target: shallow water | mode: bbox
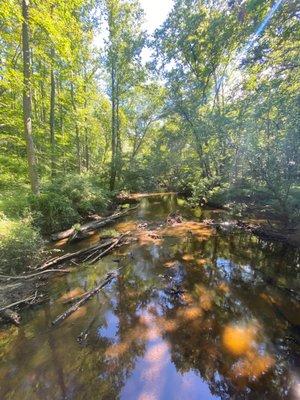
[0,194,300,400]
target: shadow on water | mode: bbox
[0,194,300,399]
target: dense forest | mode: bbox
[0,1,300,399]
[0,0,299,266]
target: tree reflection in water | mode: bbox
[0,194,299,399]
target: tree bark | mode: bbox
[50,49,56,177]
[70,81,81,173]
[22,0,39,195]
[110,63,117,190]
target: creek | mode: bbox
[0,193,299,399]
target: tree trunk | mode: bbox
[50,48,55,177]
[83,80,90,172]
[85,130,89,171]
[110,64,116,191]
[116,91,121,182]
[39,61,46,123]
[22,0,39,195]
[75,125,81,173]
[70,81,81,174]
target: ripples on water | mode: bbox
[0,194,299,399]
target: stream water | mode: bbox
[0,194,299,400]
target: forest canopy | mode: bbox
[0,0,299,235]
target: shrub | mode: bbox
[30,174,112,234]
[30,191,79,234]
[0,217,44,273]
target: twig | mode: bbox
[0,269,71,281]
[0,294,37,312]
[88,239,119,264]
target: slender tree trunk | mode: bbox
[110,64,116,191]
[22,0,39,195]
[75,125,81,173]
[50,49,56,178]
[83,79,90,172]
[115,92,121,182]
[70,81,81,174]
[39,61,46,123]
[58,77,63,132]
[85,130,89,171]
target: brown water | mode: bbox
[0,194,300,400]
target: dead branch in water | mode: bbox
[50,205,139,242]
[37,238,115,271]
[0,269,71,281]
[0,292,38,312]
[88,238,119,264]
[38,233,130,271]
[52,271,118,326]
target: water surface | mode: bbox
[0,194,299,399]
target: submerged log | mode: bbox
[50,205,139,242]
[52,271,118,326]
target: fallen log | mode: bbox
[38,234,129,271]
[37,238,115,271]
[52,271,118,326]
[50,205,139,242]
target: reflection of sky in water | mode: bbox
[216,258,234,279]
[97,310,118,340]
[121,338,220,400]
[217,258,255,283]
[0,194,299,400]
[150,244,161,259]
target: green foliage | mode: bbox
[30,174,112,233]
[0,217,44,273]
[0,187,31,219]
[1,0,299,226]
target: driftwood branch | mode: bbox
[52,271,118,326]
[50,205,138,242]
